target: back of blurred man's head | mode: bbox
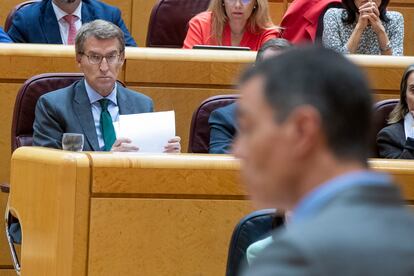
[234,46,373,209]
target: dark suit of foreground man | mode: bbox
[234,47,414,275]
[33,20,180,152]
[7,0,136,46]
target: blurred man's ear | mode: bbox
[285,105,323,159]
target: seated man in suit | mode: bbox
[208,38,292,153]
[0,27,12,43]
[7,0,136,46]
[235,47,414,275]
[33,19,180,152]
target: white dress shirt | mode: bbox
[404,112,414,139]
[51,1,82,45]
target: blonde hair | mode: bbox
[207,0,277,45]
[388,65,414,124]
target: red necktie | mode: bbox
[63,14,77,45]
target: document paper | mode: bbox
[115,111,175,153]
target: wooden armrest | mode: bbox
[0,182,10,193]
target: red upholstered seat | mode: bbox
[11,73,84,151]
[371,99,399,157]
[188,94,239,153]
[4,0,39,32]
[146,0,210,48]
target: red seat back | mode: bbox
[11,73,85,151]
[188,94,239,153]
[146,0,210,48]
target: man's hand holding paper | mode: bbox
[112,111,180,153]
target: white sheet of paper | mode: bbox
[115,111,175,153]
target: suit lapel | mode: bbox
[81,0,96,23]
[41,0,64,44]
[73,80,100,151]
[117,86,135,115]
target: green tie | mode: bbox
[99,99,116,151]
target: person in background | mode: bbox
[7,0,137,46]
[33,20,179,152]
[208,38,292,154]
[377,65,414,158]
[280,0,341,44]
[236,46,414,276]
[322,0,403,55]
[183,0,279,50]
[0,27,12,43]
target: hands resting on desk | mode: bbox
[110,136,181,153]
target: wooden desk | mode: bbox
[369,158,414,205]
[8,147,250,275]
[6,148,414,275]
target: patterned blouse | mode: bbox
[322,8,404,56]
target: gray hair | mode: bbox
[75,19,125,54]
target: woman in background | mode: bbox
[183,0,279,50]
[322,0,404,55]
[377,65,414,158]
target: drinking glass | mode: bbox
[62,133,84,152]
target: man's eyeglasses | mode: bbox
[79,52,123,65]
[224,0,253,5]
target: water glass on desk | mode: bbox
[62,133,84,152]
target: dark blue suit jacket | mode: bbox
[7,0,137,46]
[208,103,237,154]
[0,27,12,43]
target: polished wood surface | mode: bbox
[8,148,251,276]
[0,270,18,276]
[369,159,414,202]
[7,148,414,275]
[8,148,90,276]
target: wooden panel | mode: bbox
[0,0,24,29]
[361,67,405,91]
[8,148,90,276]
[131,0,158,47]
[0,270,18,276]
[89,153,242,195]
[102,0,133,36]
[88,198,251,276]
[268,0,285,25]
[0,46,77,80]
[123,48,253,86]
[0,83,21,184]
[369,159,414,201]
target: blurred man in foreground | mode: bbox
[235,46,414,275]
